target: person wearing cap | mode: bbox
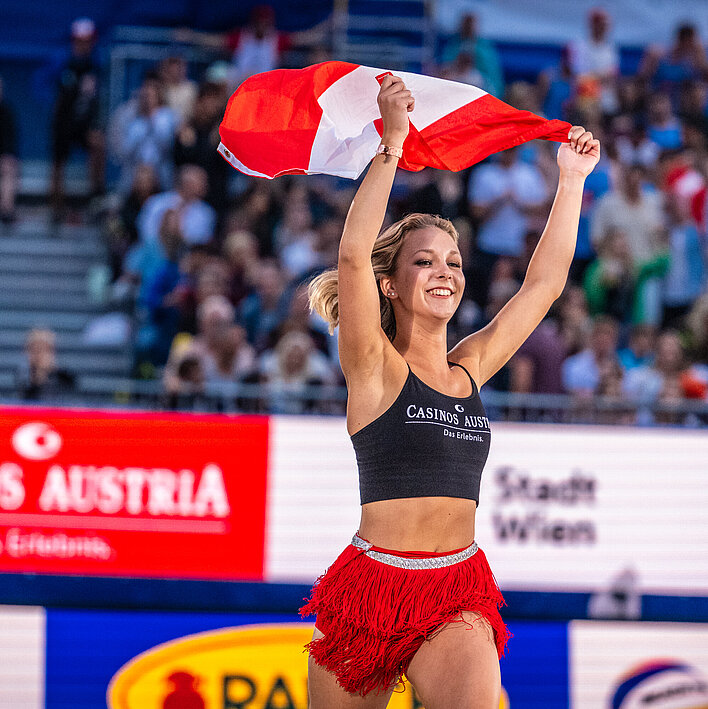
[47,18,105,222]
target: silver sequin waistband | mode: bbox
[351,533,478,569]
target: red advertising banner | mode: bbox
[0,407,268,580]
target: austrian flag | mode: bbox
[218,61,571,180]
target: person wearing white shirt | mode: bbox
[137,164,216,247]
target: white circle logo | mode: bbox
[12,422,63,460]
[454,404,465,413]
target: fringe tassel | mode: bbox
[299,543,511,697]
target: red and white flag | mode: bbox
[218,61,571,180]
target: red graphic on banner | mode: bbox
[0,407,269,580]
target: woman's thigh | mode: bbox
[307,627,397,709]
[405,611,501,709]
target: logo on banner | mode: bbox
[611,660,708,708]
[12,422,63,460]
[107,623,509,708]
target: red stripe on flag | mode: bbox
[219,62,358,178]
[412,93,571,172]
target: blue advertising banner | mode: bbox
[45,609,569,709]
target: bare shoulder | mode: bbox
[345,345,409,436]
[447,334,484,386]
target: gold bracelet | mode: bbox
[375,144,403,159]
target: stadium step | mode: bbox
[1,350,132,377]
[0,311,97,333]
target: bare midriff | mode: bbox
[358,496,476,553]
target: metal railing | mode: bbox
[3,379,707,427]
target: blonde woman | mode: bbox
[300,74,600,708]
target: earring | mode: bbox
[388,291,395,296]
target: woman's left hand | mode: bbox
[557,126,600,178]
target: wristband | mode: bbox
[375,144,403,159]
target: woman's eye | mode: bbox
[415,259,432,266]
[449,262,461,268]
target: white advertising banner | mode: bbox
[0,605,44,709]
[434,0,708,46]
[570,620,708,708]
[267,418,708,596]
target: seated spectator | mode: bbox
[611,114,660,168]
[174,82,230,210]
[442,52,488,91]
[618,324,656,371]
[678,79,708,135]
[583,227,669,324]
[662,192,705,328]
[223,229,260,306]
[159,56,197,125]
[595,360,635,426]
[510,316,569,395]
[557,285,593,356]
[238,259,292,350]
[15,329,75,401]
[683,293,708,364]
[641,23,708,98]
[256,331,336,414]
[118,74,177,192]
[132,208,187,369]
[537,46,574,122]
[441,13,503,97]
[137,164,216,246]
[624,330,688,403]
[647,92,683,150]
[562,316,620,396]
[163,295,255,393]
[0,76,18,223]
[468,146,548,305]
[567,7,619,115]
[44,18,105,221]
[275,200,319,279]
[591,164,664,267]
[106,163,160,282]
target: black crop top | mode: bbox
[351,362,491,505]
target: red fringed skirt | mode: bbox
[299,532,510,697]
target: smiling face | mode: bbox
[382,226,465,325]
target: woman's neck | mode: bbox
[393,321,450,371]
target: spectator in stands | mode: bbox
[238,258,291,350]
[683,293,708,365]
[256,330,336,414]
[640,23,708,98]
[610,114,660,168]
[510,314,569,395]
[624,330,688,403]
[118,74,177,193]
[618,324,656,371]
[662,192,705,328]
[441,13,503,97]
[441,51,488,91]
[591,163,664,267]
[174,82,230,212]
[647,92,684,150]
[132,208,187,368]
[15,328,75,401]
[583,227,669,325]
[562,315,620,396]
[678,79,708,136]
[468,146,548,304]
[223,229,260,307]
[159,56,197,125]
[567,8,620,115]
[137,164,216,247]
[0,76,18,224]
[163,295,255,393]
[537,46,574,122]
[46,18,105,222]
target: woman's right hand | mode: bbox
[377,75,414,145]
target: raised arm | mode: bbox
[337,75,413,376]
[450,126,600,386]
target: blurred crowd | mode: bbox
[5,7,708,422]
